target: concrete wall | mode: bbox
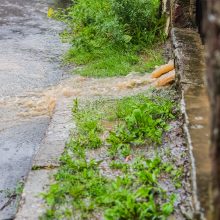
[162,0,199,31]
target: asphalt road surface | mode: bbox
[0,0,69,218]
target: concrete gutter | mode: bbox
[171,28,212,219]
[15,97,75,220]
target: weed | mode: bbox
[109,161,129,172]
[32,165,42,170]
[42,92,179,219]
[101,158,176,220]
[15,182,24,197]
[4,181,24,198]
[111,0,165,45]
[107,94,174,157]
[72,99,103,149]
[42,156,176,219]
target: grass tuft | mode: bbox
[41,92,182,219]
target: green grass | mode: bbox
[52,0,166,77]
[64,46,164,77]
[65,47,139,77]
[133,48,165,73]
[41,92,183,219]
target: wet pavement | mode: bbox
[0,0,70,219]
[0,0,69,97]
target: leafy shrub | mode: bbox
[54,0,165,77]
[107,95,174,157]
[111,0,165,45]
[67,0,164,49]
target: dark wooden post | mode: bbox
[205,0,220,219]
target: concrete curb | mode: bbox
[171,28,212,219]
[15,97,75,219]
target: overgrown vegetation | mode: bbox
[41,92,183,219]
[53,0,166,77]
[106,95,174,157]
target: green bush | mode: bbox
[111,0,164,45]
[57,0,165,77]
[68,0,164,49]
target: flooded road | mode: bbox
[0,0,70,218]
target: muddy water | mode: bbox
[0,74,156,124]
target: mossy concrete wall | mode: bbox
[171,27,212,220]
[168,0,212,219]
